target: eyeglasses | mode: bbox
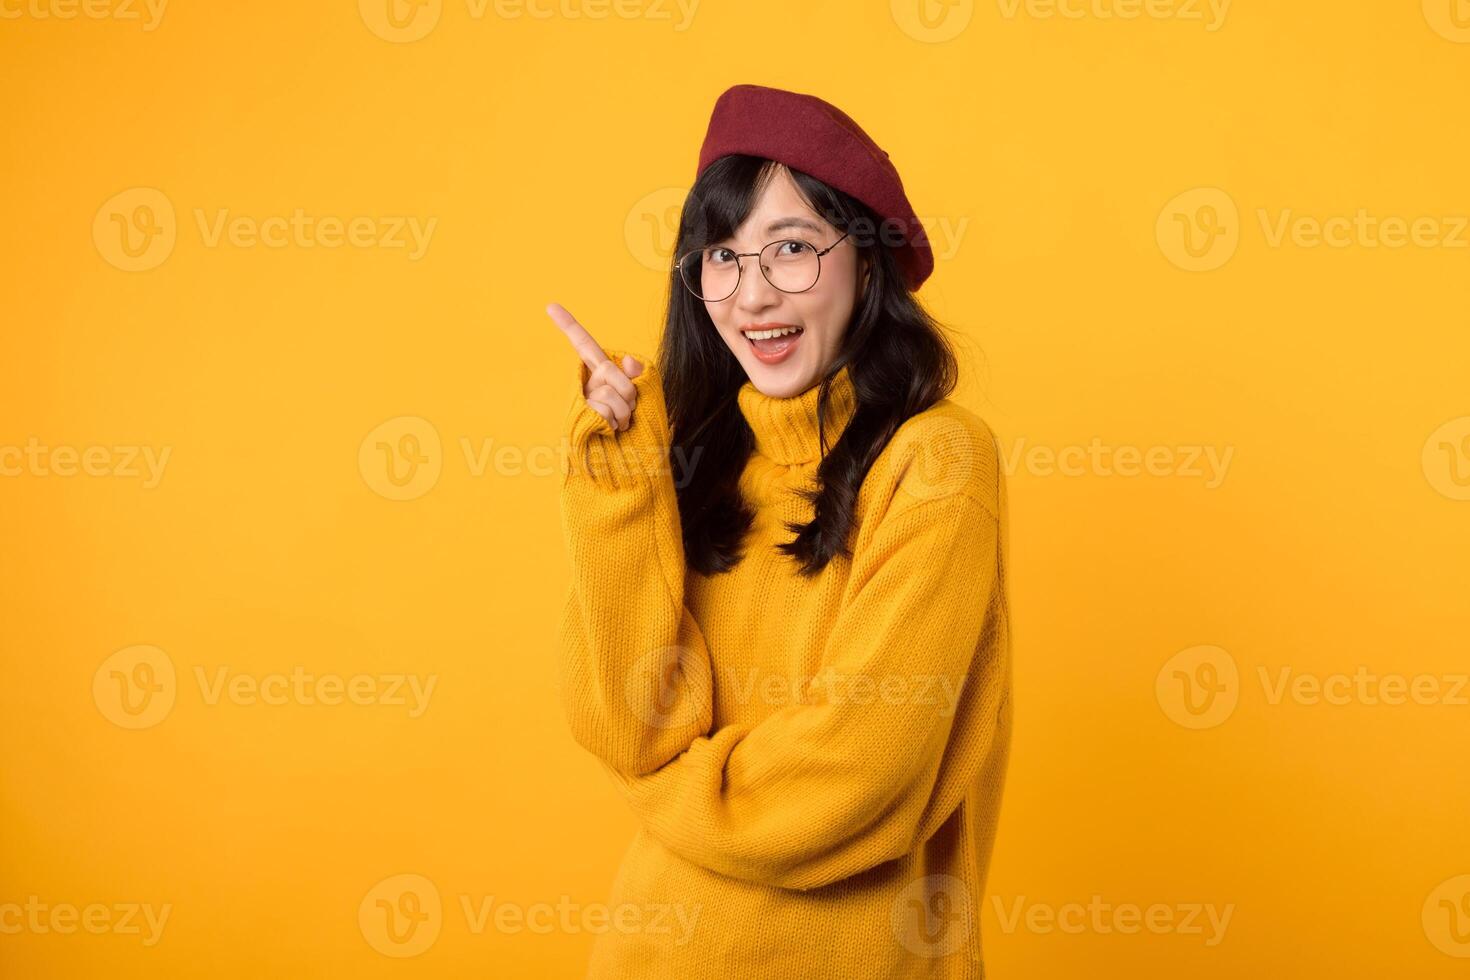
[674,231,850,302]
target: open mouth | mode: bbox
[742,324,804,364]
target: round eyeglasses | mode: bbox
[674,231,850,302]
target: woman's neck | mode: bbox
[736,364,858,466]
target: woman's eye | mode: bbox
[777,240,811,256]
[706,247,735,264]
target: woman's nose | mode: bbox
[733,255,781,310]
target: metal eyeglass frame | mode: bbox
[673,230,851,302]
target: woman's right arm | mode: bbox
[549,304,716,777]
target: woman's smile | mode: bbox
[741,323,804,364]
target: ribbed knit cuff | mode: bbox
[564,347,675,490]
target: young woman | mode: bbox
[547,84,1012,979]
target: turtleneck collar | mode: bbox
[737,363,858,466]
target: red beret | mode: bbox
[694,83,935,291]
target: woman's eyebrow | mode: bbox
[712,216,826,247]
[764,216,825,236]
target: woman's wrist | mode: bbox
[564,350,676,487]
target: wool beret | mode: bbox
[694,83,935,291]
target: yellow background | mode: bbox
[3,0,1469,976]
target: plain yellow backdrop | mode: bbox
[3,0,1469,976]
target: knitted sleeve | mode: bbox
[556,347,715,776]
[602,489,1007,892]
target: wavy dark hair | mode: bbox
[659,154,960,577]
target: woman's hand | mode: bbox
[546,302,644,433]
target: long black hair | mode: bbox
[660,154,960,577]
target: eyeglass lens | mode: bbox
[677,239,823,302]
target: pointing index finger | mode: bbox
[546,303,612,373]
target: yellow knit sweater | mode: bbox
[557,347,1013,979]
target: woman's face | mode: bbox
[701,166,868,398]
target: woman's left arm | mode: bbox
[599,487,1011,892]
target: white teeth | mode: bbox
[744,326,802,340]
